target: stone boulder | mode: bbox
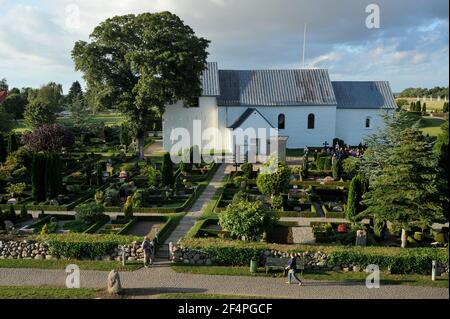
[107,270,122,295]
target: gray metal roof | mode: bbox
[332,81,397,109]
[201,62,221,96]
[215,69,337,106]
[228,108,274,129]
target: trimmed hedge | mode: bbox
[38,233,141,259]
[179,238,448,274]
[82,215,110,234]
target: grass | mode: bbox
[0,259,143,271]
[397,98,447,112]
[171,265,449,288]
[13,113,126,133]
[418,116,446,136]
[156,293,272,299]
[0,286,101,299]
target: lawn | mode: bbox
[13,112,126,133]
[397,98,447,112]
[0,259,143,271]
[0,286,101,299]
[171,265,449,288]
[418,116,446,136]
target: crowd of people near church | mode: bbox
[303,143,366,162]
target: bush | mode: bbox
[240,162,253,179]
[75,202,105,224]
[40,233,140,259]
[219,199,278,240]
[161,152,174,187]
[124,196,133,220]
[256,159,291,196]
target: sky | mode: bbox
[0,0,448,93]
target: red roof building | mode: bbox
[0,91,7,104]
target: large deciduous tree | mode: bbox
[72,12,210,158]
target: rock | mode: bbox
[353,265,361,272]
[332,266,341,272]
[45,255,53,260]
[342,267,350,272]
[107,270,122,295]
[205,259,212,266]
[183,259,190,264]
[193,254,200,261]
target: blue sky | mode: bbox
[0,0,448,93]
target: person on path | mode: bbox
[141,236,153,268]
[285,253,303,285]
[168,241,175,261]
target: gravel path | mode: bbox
[0,265,447,299]
[164,164,228,245]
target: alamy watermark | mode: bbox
[65,264,80,288]
[366,4,381,29]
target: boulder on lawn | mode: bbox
[107,270,122,295]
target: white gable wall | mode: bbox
[218,106,337,150]
[163,97,218,152]
[335,108,392,146]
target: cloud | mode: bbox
[0,0,448,92]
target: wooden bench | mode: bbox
[265,257,305,274]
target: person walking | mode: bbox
[285,253,303,286]
[168,241,175,262]
[141,236,153,268]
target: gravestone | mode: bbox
[355,230,367,246]
[107,270,122,295]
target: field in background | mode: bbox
[13,113,126,133]
[418,116,446,137]
[396,98,447,112]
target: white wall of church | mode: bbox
[335,108,391,146]
[162,97,218,152]
[218,106,337,149]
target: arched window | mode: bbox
[308,114,315,129]
[278,114,285,129]
[365,117,371,128]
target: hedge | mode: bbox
[38,233,141,259]
[82,215,110,234]
[179,238,448,274]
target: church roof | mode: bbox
[332,81,397,109]
[200,62,396,110]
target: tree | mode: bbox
[66,81,83,106]
[7,133,18,153]
[68,96,93,131]
[72,12,210,158]
[8,206,17,225]
[443,102,449,113]
[0,78,8,92]
[0,133,6,163]
[31,153,47,202]
[76,202,105,224]
[359,128,444,248]
[433,120,449,220]
[20,205,28,220]
[161,152,174,188]
[119,123,132,146]
[1,92,27,119]
[5,182,27,199]
[124,196,134,220]
[422,102,427,115]
[346,174,367,221]
[22,124,75,153]
[256,159,291,198]
[24,99,57,128]
[0,208,4,230]
[0,106,15,133]
[27,82,64,113]
[45,154,62,199]
[219,199,278,241]
[332,158,343,180]
[241,162,254,179]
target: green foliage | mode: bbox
[332,158,343,180]
[75,202,105,224]
[360,127,444,229]
[0,133,7,162]
[0,106,15,134]
[40,233,140,259]
[8,206,16,224]
[342,156,360,177]
[373,217,387,239]
[72,11,210,158]
[0,208,4,230]
[433,120,449,220]
[24,99,57,128]
[161,152,175,187]
[45,154,62,199]
[346,174,366,221]
[20,205,28,220]
[270,194,284,211]
[68,96,93,131]
[1,92,27,120]
[5,182,26,199]
[316,154,332,171]
[40,223,49,235]
[7,133,18,153]
[119,123,132,146]
[219,199,278,240]
[124,196,133,220]
[443,102,449,113]
[256,159,291,196]
[146,165,161,188]
[31,153,46,202]
[240,162,253,179]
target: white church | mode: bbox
[163,62,396,157]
